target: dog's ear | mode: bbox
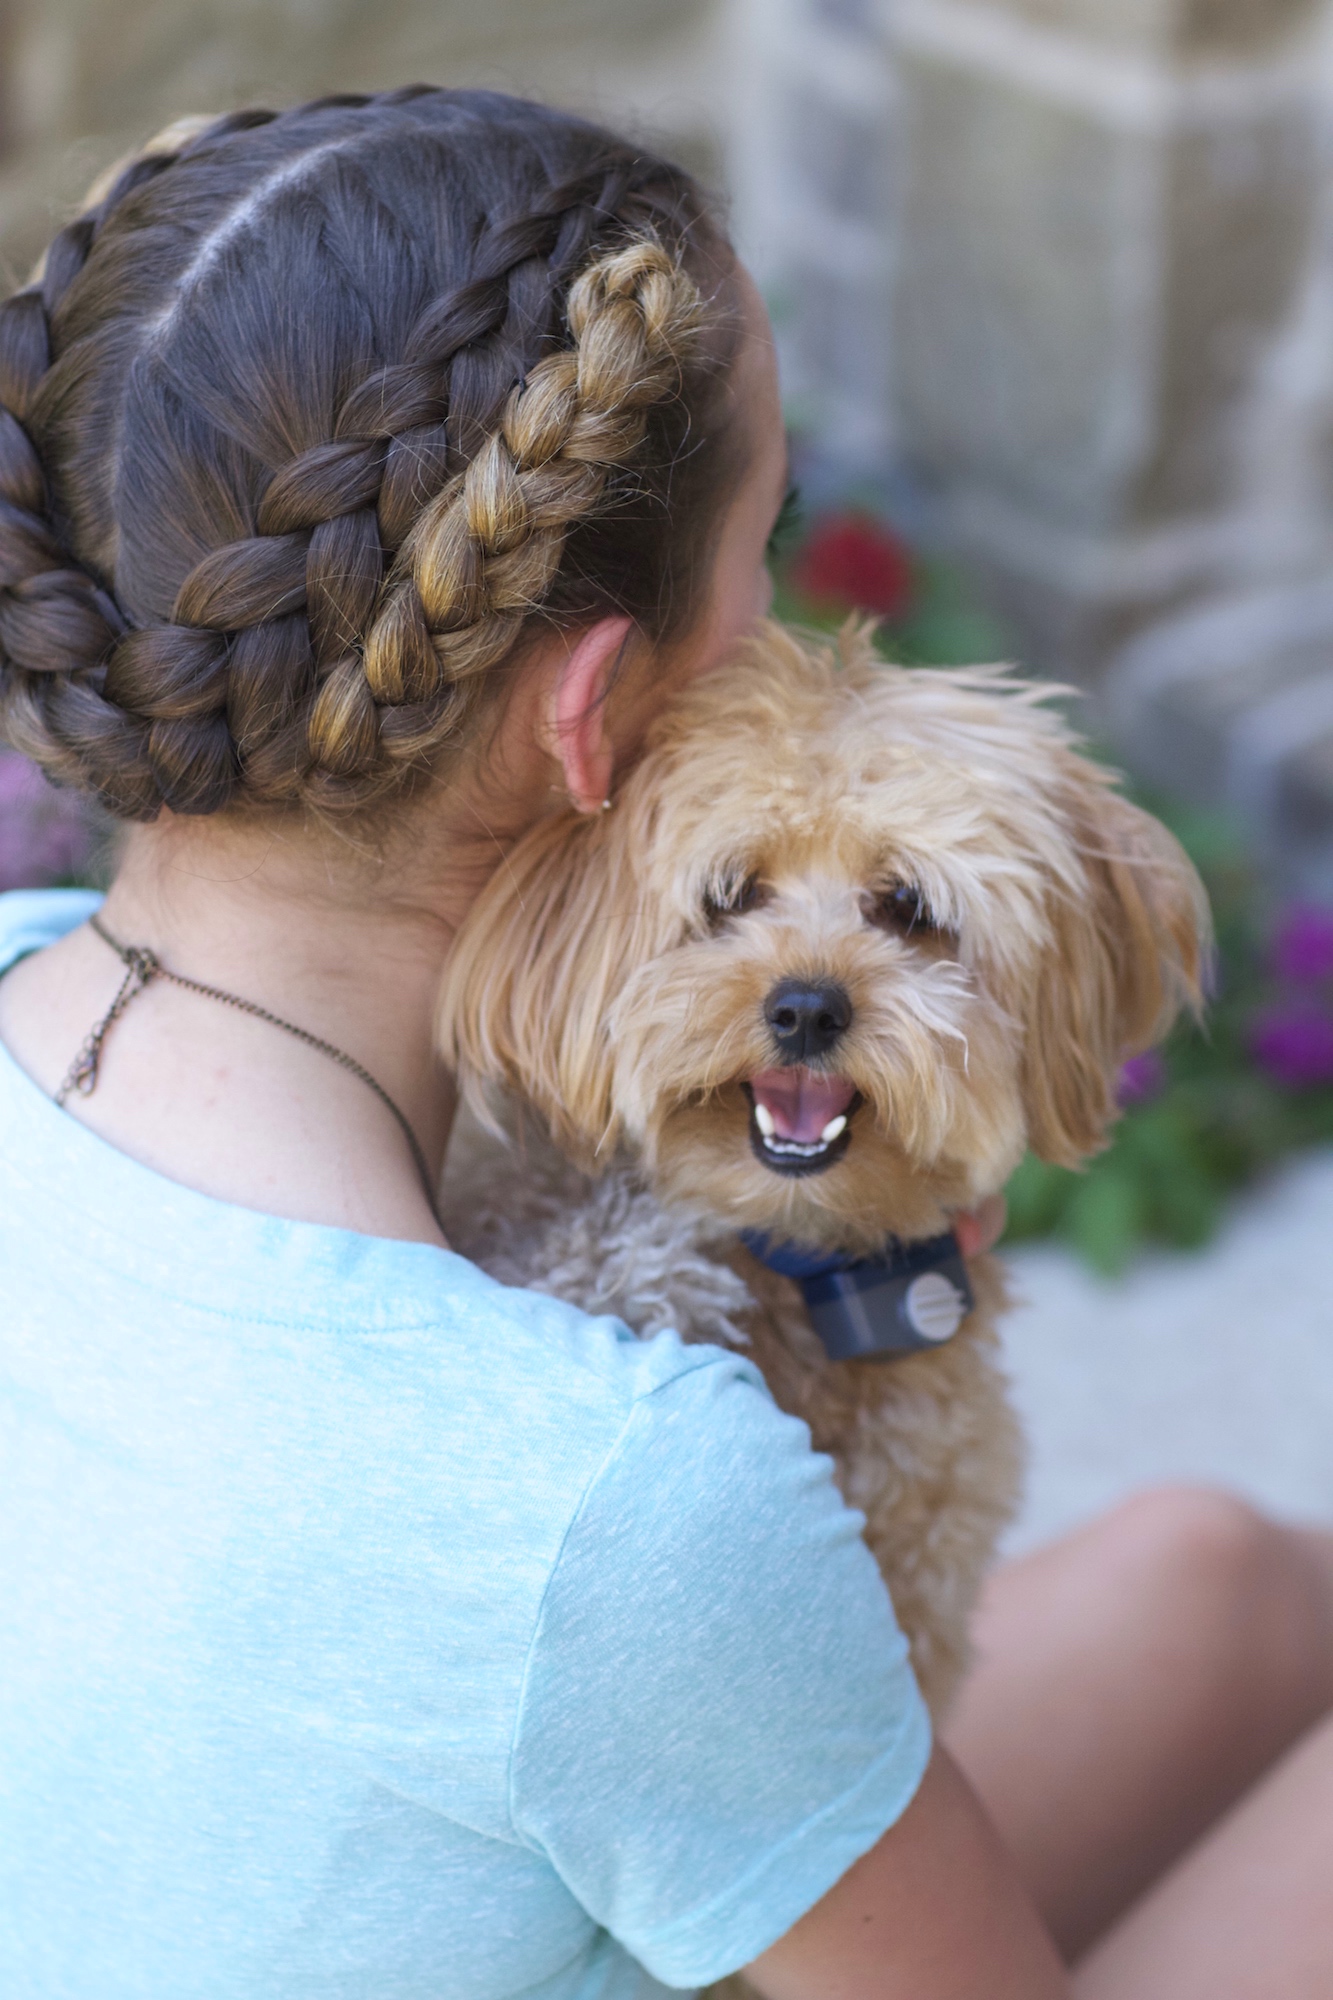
[1020,759,1209,1168]
[438,804,661,1166]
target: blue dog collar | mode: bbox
[739,1229,975,1363]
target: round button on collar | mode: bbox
[904,1271,966,1343]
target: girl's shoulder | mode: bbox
[0,882,751,1419]
[0,884,104,971]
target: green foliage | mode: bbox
[881,560,1014,669]
[772,554,1012,668]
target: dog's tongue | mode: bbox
[749,1068,857,1143]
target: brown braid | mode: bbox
[0,90,740,820]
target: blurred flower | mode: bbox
[1250,1004,1333,1090]
[790,513,915,620]
[1269,903,1333,987]
[1117,1050,1167,1104]
[0,751,91,892]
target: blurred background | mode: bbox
[2,0,1332,1542]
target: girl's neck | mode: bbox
[1,798,518,1245]
[103,812,460,1094]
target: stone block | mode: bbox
[894,59,1151,530]
[1285,730,1333,845]
[779,255,895,455]
[2,0,710,155]
[0,0,723,278]
[1106,581,1333,876]
[812,0,879,29]
[1137,114,1318,520]
[893,45,1319,531]
[965,0,1322,59]
[727,0,899,464]
[936,544,1193,684]
[784,78,894,225]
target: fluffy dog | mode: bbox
[438,619,1208,1721]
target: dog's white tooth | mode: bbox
[819,1115,847,1143]
[754,1102,776,1138]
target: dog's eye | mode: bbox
[702,874,765,930]
[866,880,940,938]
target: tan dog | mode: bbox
[438,619,1208,1719]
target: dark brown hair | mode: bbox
[0,88,741,820]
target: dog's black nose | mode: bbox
[763,979,852,1064]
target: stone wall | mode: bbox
[890,0,1333,673]
[977,0,1320,57]
[0,0,725,282]
[726,0,899,469]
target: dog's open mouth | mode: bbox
[743,1069,861,1177]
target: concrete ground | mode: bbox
[999,1148,1333,1554]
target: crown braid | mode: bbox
[0,90,736,820]
[0,114,273,816]
[339,239,705,791]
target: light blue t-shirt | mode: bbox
[0,889,930,1999]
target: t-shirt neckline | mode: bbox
[0,887,465,1328]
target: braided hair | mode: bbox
[0,88,741,820]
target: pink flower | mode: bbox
[1269,903,1333,987]
[0,751,91,892]
[790,514,915,621]
[1117,1050,1167,1104]
[1250,1005,1333,1090]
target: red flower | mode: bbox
[790,514,915,620]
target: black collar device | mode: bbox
[739,1230,974,1363]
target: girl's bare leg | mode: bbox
[945,1486,1333,1958]
[1072,1703,1333,1998]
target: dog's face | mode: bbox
[441,622,1208,1253]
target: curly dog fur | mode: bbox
[439,620,1208,1731]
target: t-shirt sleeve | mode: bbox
[507,1347,932,1990]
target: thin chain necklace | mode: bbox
[57,913,442,1227]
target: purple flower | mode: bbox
[1117,1050,1167,1104]
[1269,903,1333,987]
[0,751,91,892]
[1250,1004,1333,1090]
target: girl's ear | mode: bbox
[543,615,634,815]
[437,803,656,1167]
[1020,761,1210,1168]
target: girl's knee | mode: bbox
[1100,1485,1276,1604]
[1098,1485,1333,1721]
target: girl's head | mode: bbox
[0,88,771,831]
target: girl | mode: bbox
[1,88,1330,1999]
